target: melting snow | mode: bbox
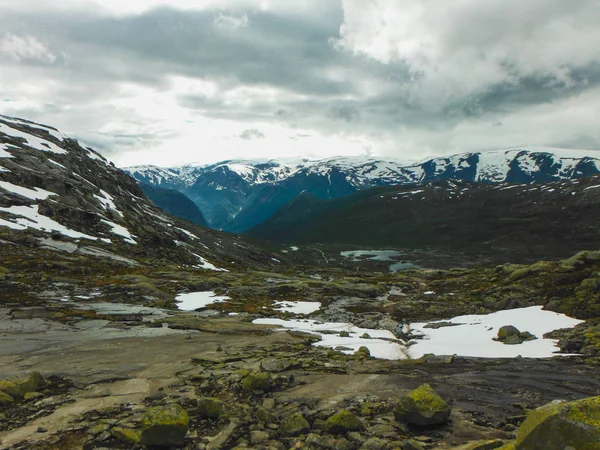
[0,181,57,200]
[175,291,231,311]
[408,306,584,358]
[191,253,228,272]
[0,122,67,154]
[253,318,407,359]
[0,204,110,242]
[0,145,14,158]
[273,301,321,315]
[48,159,66,169]
[100,219,136,244]
[94,190,123,217]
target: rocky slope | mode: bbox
[249,176,600,263]
[0,114,279,271]
[126,149,600,232]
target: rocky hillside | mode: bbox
[249,176,600,263]
[126,149,600,232]
[0,115,279,271]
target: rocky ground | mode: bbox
[2,241,600,449]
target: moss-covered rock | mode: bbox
[497,325,520,340]
[256,406,277,424]
[0,390,15,406]
[140,404,189,447]
[281,412,310,436]
[241,372,272,392]
[354,346,371,359]
[112,427,142,445]
[403,440,426,450]
[196,397,225,419]
[324,409,364,434]
[393,383,451,426]
[452,439,506,450]
[0,372,46,400]
[516,396,600,449]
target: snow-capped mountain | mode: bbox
[126,148,600,232]
[0,115,279,269]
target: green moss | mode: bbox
[0,390,15,405]
[196,397,225,419]
[0,372,45,400]
[516,396,600,450]
[241,372,272,392]
[281,412,310,436]
[324,410,364,434]
[394,383,451,426]
[112,427,141,444]
[141,404,189,447]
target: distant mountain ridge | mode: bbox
[249,176,600,263]
[125,148,600,232]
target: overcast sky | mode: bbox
[1,0,599,167]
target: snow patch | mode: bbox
[175,291,230,311]
[191,253,228,272]
[0,180,57,200]
[253,318,407,360]
[0,204,109,242]
[408,306,583,358]
[100,219,136,244]
[0,122,67,154]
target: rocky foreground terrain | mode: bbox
[2,115,600,449]
[2,241,600,449]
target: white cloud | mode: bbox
[0,33,56,63]
[214,11,249,28]
[335,0,600,110]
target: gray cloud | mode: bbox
[239,128,265,140]
[0,0,599,165]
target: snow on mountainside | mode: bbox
[126,148,600,233]
[0,115,279,269]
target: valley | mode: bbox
[1,115,600,450]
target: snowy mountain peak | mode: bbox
[126,147,600,233]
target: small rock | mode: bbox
[340,330,350,337]
[140,404,190,447]
[112,427,142,445]
[241,372,272,392]
[24,392,44,401]
[250,430,270,445]
[0,391,15,406]
[497,325,520,340]
[403,439,426,450]
[37,427,48,433]
[393,383,451,426]
[280,412,310,437]
[360,333,371,339]
[196,397,225,419]
[354,346,371,358]
[324,410,364,434]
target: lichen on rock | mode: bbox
[140,403,190,447]
[516,396,600,450]
[393,383,451,426]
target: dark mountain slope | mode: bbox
[139,183,208,227]
[0,115,280,270]
[248,177,600,262]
